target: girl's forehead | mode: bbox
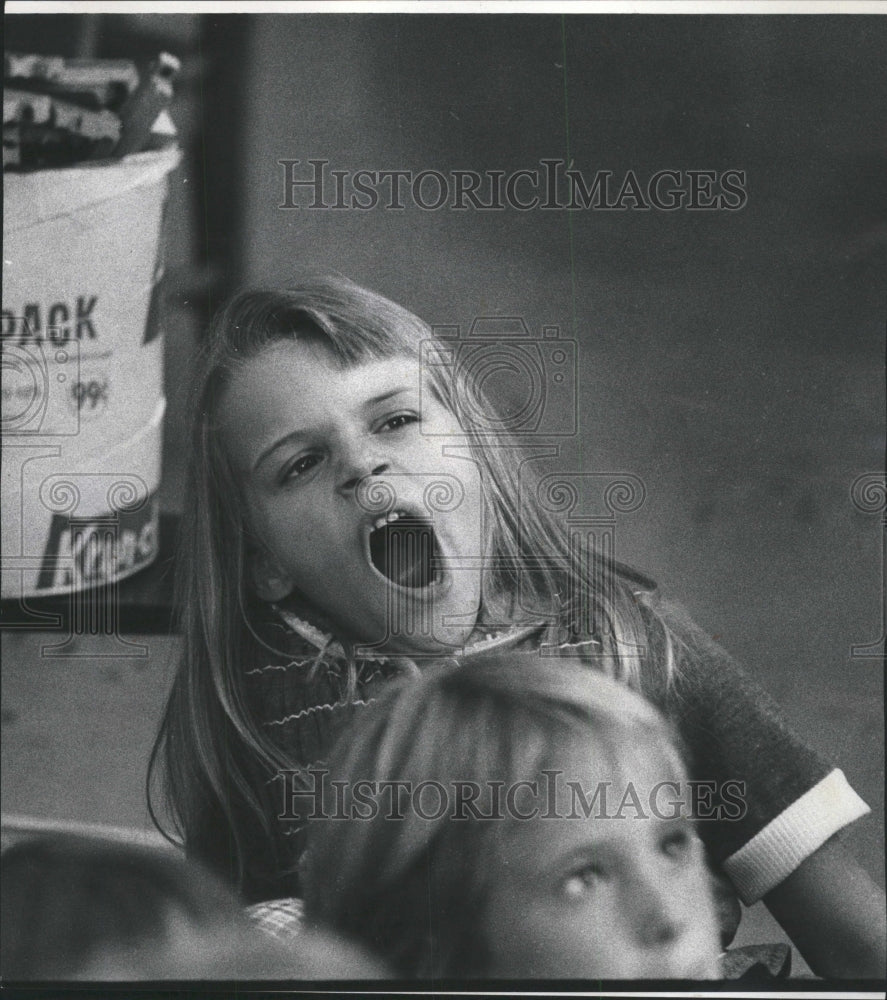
[241,338,426,388]
[223,339,428,415]
[484,736,688,865]
[218,340,429,468]
[548,727,684,787]
[248,337,421,380]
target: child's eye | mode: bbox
[280,453,322,483]
[379,412,419,432]
[659,828,692,860]
[562,863,604,899]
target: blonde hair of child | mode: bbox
[302,653,688,977]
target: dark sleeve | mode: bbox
[652,600,870,902]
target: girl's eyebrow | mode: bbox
[364,387,413,408]
[253,428,313,472]
[252,387,415,472]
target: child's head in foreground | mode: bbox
[302,654,721,979]
[0,835,385,980]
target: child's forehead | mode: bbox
[494,732,689,837]
[240,338,428,391]
[218,340,435,471]
[535,725,687,803]
[223,340,429,418]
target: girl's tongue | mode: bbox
[368,514,439,589]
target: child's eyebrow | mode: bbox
[252,387,415,472]
[253,429,313,472]
[364,388,413,408]
[543,841,609,873]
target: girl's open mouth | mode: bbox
[367,509,443,590]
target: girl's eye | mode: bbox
[280,453,321,482]
[380,412,419,432]
[660,828,692,860]
[562,863,604,899]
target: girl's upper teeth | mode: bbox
[372,509,407,531]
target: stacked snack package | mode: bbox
[2,54,182,602]
[3,52,179,169]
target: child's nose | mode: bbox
[637,906,683,948]
[628,883,688,949]
[338,461,390,496]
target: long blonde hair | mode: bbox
[148,274,676,898]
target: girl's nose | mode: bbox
[637,906,683,948]
[629,883,687,949]
[335,428,392,496]
[338,461,390,496]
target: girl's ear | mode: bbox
[249,549,295,602]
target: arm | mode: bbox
[764,834,886,979]
[646,599,883,975]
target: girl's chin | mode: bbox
[350,618,481,658]
[386,623,480,656]
[344,601,481,657]
[332,565,483,655]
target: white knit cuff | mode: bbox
[723,768,870,905]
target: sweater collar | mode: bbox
[270,603,545,661]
